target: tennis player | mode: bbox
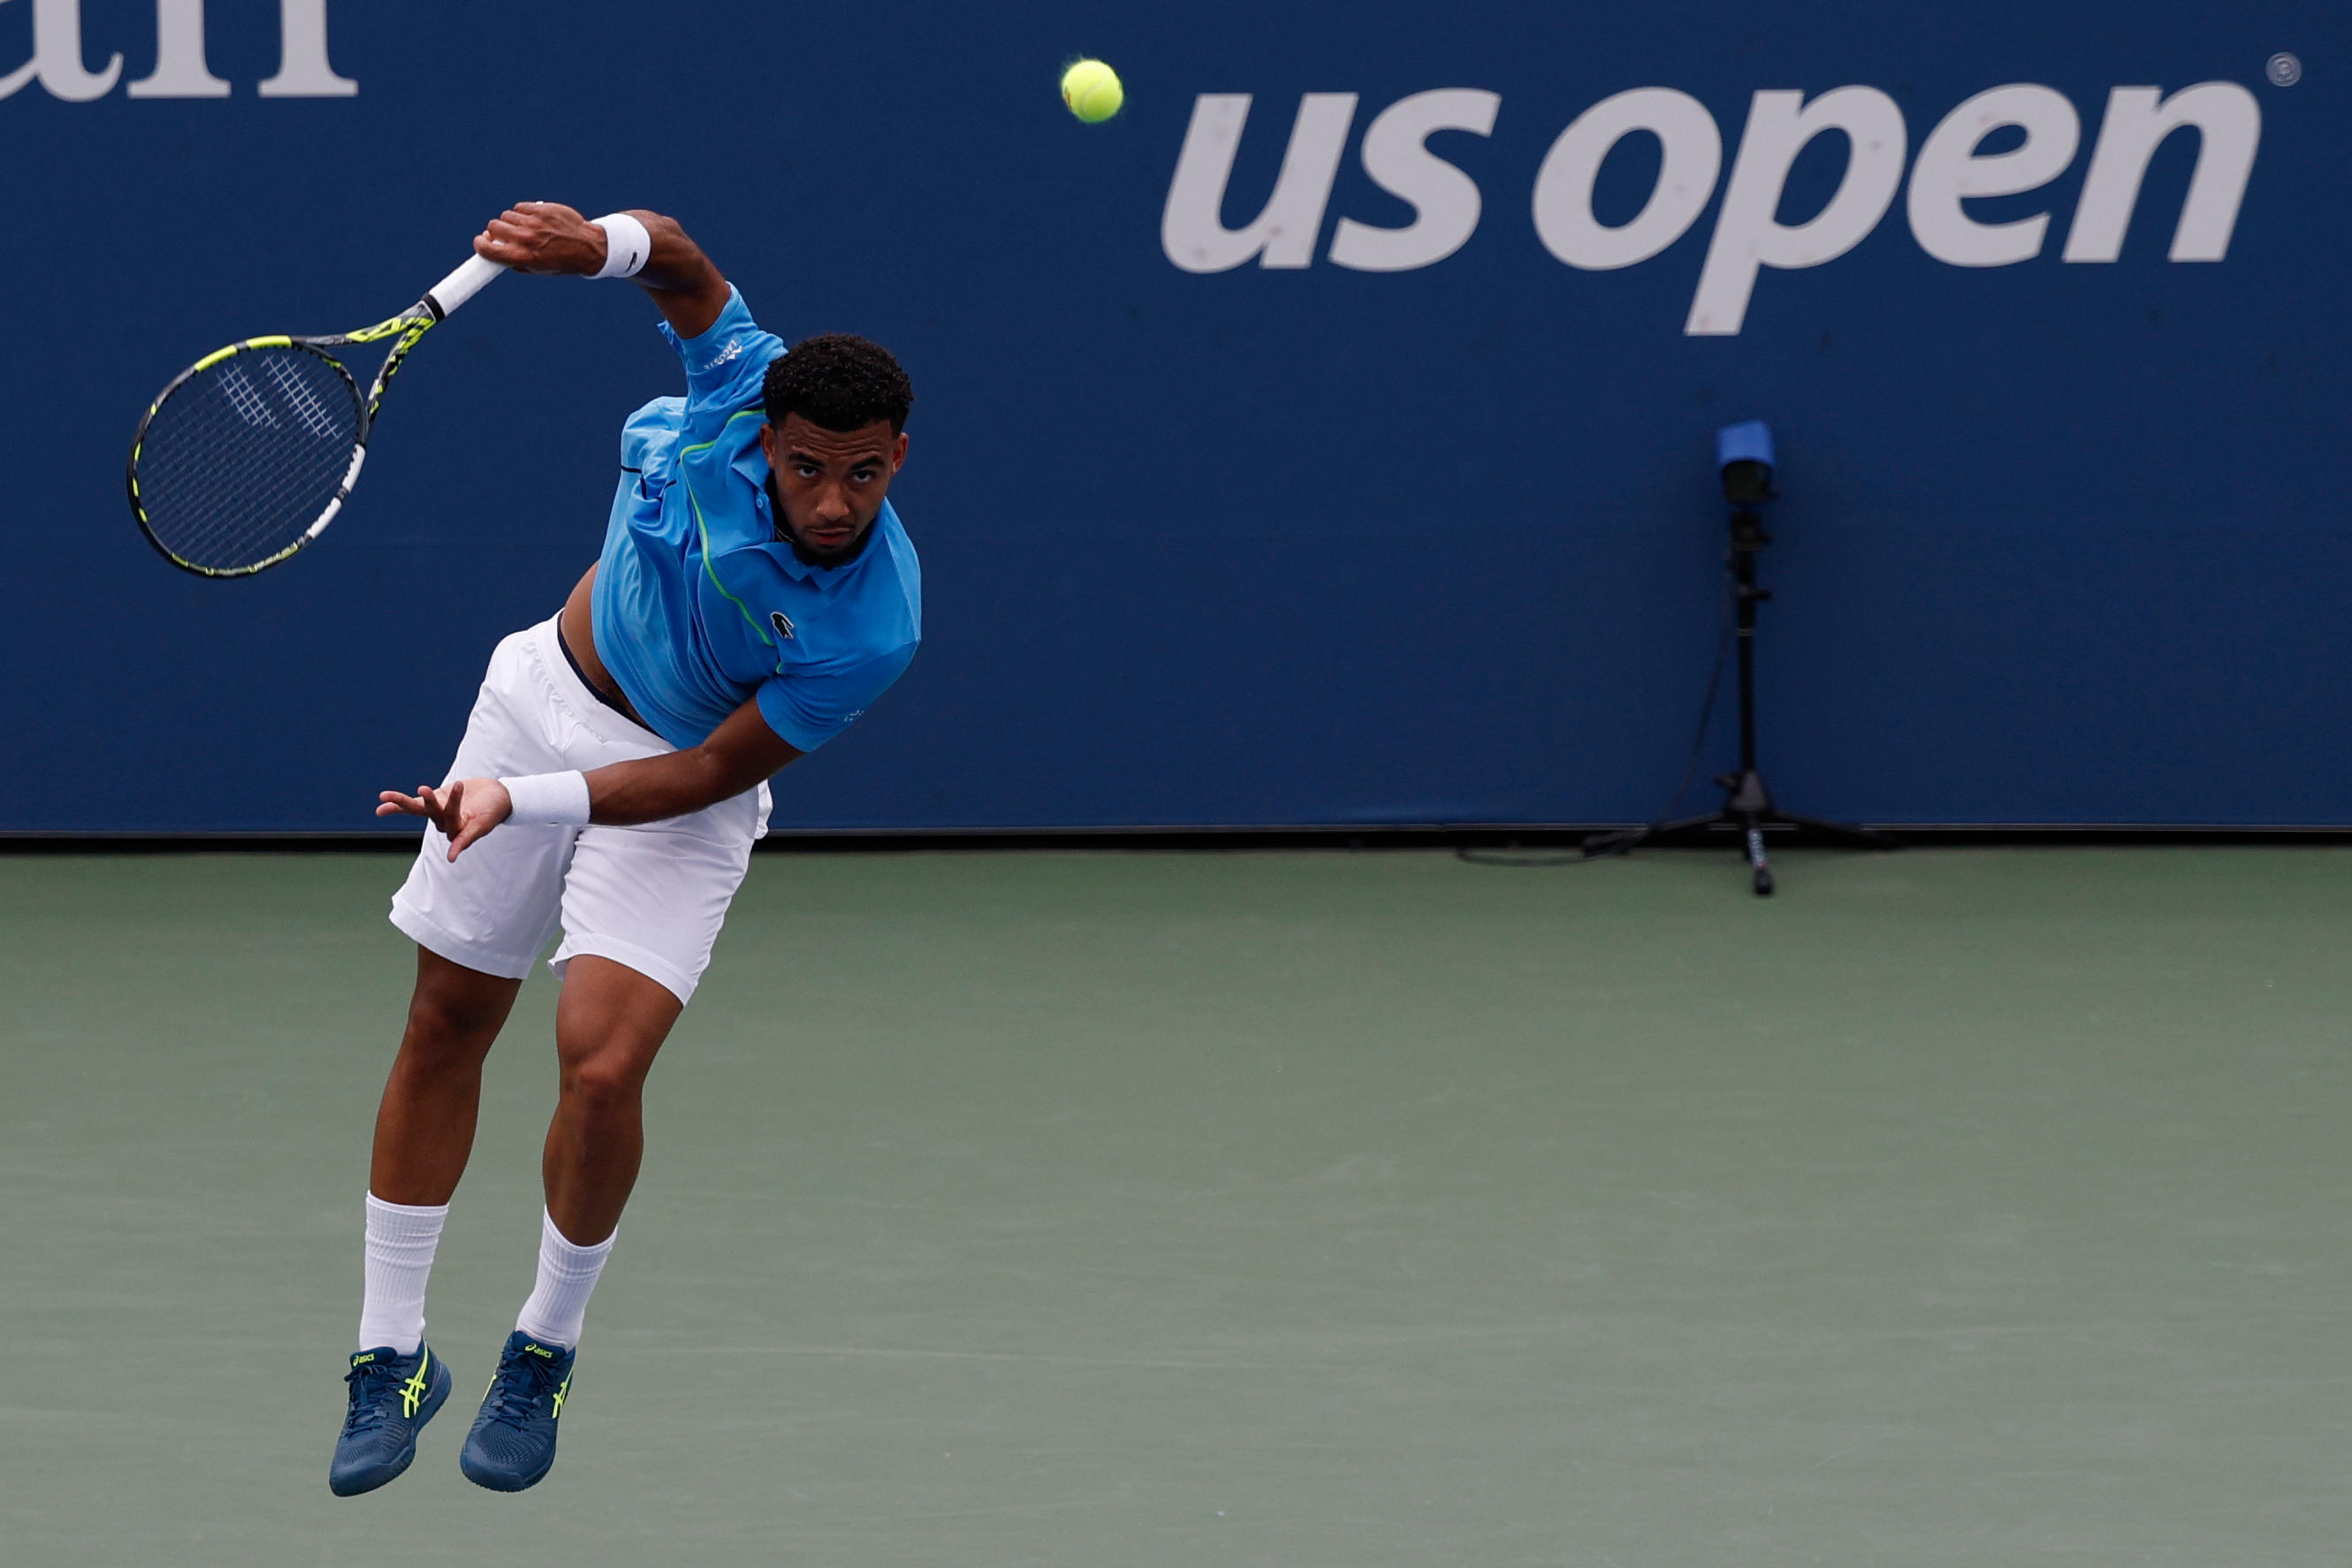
[329,202,920,1496]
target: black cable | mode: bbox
[1456,572,1735,868]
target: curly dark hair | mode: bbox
[762,333,913,434]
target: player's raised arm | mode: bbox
[471,202,732,337]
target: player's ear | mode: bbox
[890,430,909,472]
[758,421,778,462]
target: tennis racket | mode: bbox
[126,252,505,578]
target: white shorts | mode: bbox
[389,614,769,1005]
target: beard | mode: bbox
[767,475,876,568]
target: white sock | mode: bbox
[514,1209,616,1350]
[358,1192,448,1355]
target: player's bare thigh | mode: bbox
[401,947,527,1064]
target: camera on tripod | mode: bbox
[1582,419,1891,894]
[1717,419,1775,546]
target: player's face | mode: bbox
[760,415,908,562]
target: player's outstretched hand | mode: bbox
[377,778,513,861]
[474,202,606,277]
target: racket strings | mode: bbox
[135,346,362,573]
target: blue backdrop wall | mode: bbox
[4,0,2345,831]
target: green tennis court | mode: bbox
[3,845,2346,1566]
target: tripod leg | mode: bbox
[1741,811,1774,896]
[1640,812,1738,845]
[1580,825,1647,856]
[1584,811,1734,856]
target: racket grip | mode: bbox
[423,254,505,321]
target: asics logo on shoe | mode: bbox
[551,1374,571,1419]
[400,1350,432,1418]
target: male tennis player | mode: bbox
[328,202,919,1496]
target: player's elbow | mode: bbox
[632,210,685,249]
[689,745,765,814]
[634,212,716,285]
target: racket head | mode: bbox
[128,338,365,577]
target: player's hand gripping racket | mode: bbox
[126,253,504,577]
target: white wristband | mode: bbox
[590,212,651,279]
[499,771,591,826]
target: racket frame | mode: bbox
[127,254,504,578]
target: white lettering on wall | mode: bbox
[1686,88,1909,335]
[1161,79,2267,327]
[129,0,228,98]
[0,0,353,99]
[2063,83,2260,263]
[1532,88,1722,270]
[1906,86,2079,266]
[1162,93,1359,272]
[0,0,122,101]
[260,0,355,96]
[1328,88,1500,272]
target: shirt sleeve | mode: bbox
[753,643,918,753]
[657,285,785,440]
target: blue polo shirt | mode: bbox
[590,286,921,752]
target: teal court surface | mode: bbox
[2,845,2347,1567]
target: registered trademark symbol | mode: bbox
[2266,53,2302,88]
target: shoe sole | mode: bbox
[328,1367,452,1497]
[459,1440,557,1493]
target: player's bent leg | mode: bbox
[460,956,681,1493]
[457,787,757,1494]
[347,736,565,1497]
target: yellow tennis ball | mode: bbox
[1061,58,1123,124]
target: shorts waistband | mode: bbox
[556,619,652,729]
[525,614,670,753]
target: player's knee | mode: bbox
[400,986,506,1065]
[559,1053,643,1121]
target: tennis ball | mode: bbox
[1061,58,1123,124]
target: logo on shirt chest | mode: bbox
[770,611,796,641]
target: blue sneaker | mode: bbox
[329,1343,451,1496]
[459,1331,575,1491]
